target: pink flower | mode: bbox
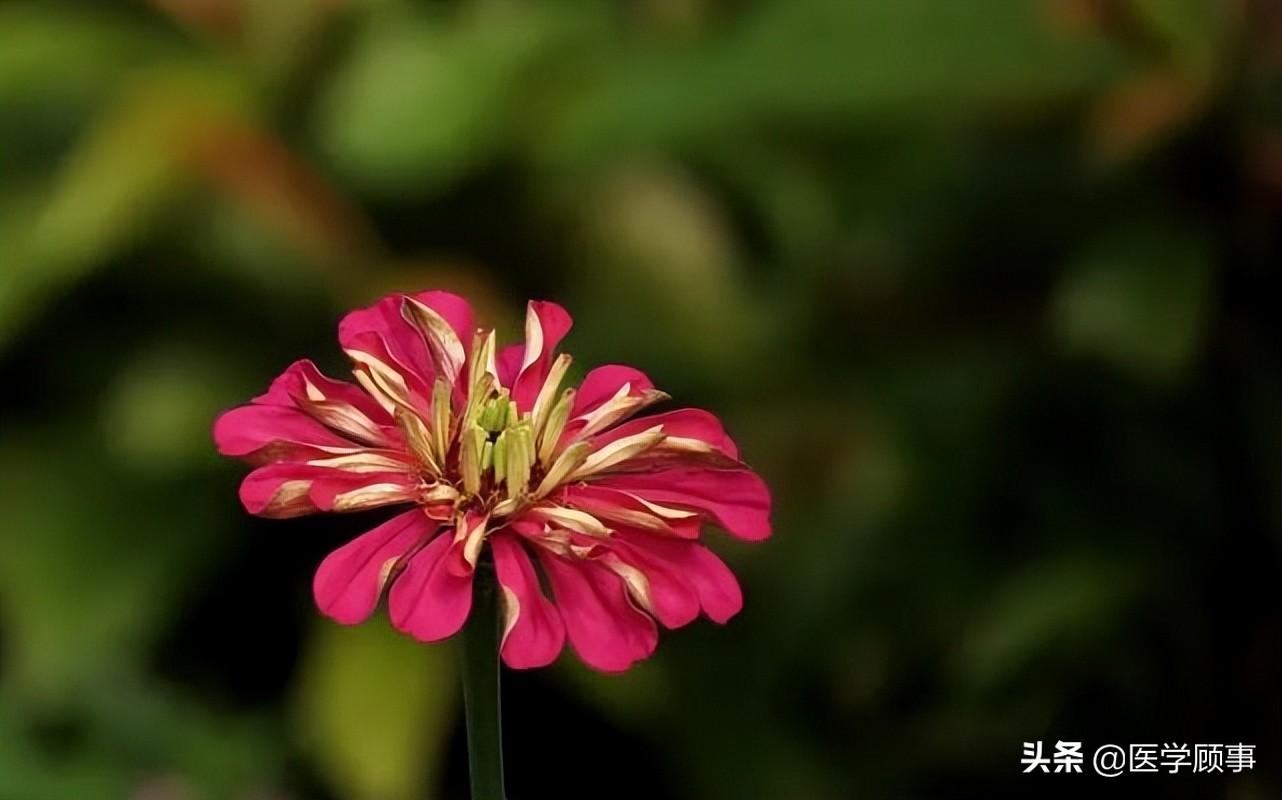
[213,291,771,672]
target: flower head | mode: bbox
[214,291,771,671]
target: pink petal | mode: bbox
[343,329,435,412]
[557,484,701,538]
[339,297,434,386]
[388,530,475,642]
[306,470,419,512]
[213,404,356,462]
[512,300,573,411]
[594,467,772,541]
[492,535,565,668]
[617,531,743,623]
[239,464,415,518]
[495,343,524,390]
[238,464,318,518]
[538,551,657,672]
[603,541,700,629]
[590,408,739,459]
[254,359,392,426]
[682,544,743,623]
[572,365,655,417]
[313,510,436,624]
[407,290,475,348]
[338,291,474,397]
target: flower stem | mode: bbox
[460,561,506,800]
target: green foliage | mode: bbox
[295,622,456,800]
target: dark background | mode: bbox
[1,0,1280,798]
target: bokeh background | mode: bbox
[2,0,1281,798]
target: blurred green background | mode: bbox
[2,0,1281,797]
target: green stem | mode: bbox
[460,562,506,800]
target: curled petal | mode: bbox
[495,343,524,390]
[525,504,612,538]
[239,464,417,518]
[617,531,742,623]
[409,290,476,353]
[512,301,573,412]
[593,467,772,541]
[403,296,468,385]
[600,545,699,629]
[345,334,433,415]
[568,426,666,480]
[590,408,739,460]
[340,306,432,390]
[557,485,700,538]
[213,405,357,463]
[538,552,658,673]
[256,359,394,435]
[493,535,565,668]
[389,530,475,642]
[238,467,315,518]
[312,477,420,513]
[338,290,475,388]
[571,365,655,417]
[446,510,490,576]
[560,382,668,449]
[313,510,436,624]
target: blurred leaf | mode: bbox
[189,120,383,271]
[567,163,769,376]
[1130,0,1231,74]
[294,621,456,800]
[956,555,1141,693]
[0,5,179,146]
[1052,224,1212,381]
[315,4,564,196]
[84,682,281,797]
[150,0,244,45]
[0,439,223,700]
[0,684,281,800]
[1085,67,1205,162]
[243,0,342,84]
[0,66,252,351]
[543,0,1126,163]
[101,343,247,472]
[0,706,125,800]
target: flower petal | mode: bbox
[512,300,573,412]
[388,530,475,642]
[406,290,475,353]
[590,408,739,459]
[571,365,655,417]
[538,551,657,672]
[238,464,416,518]
[600,544,700,629]
[256,359,393,431]
[495,343,525,389]
[238,466,316,518]
[681,544,743,623]
[403,296,469,385]
[339,291,474,380]
[312,510,436,625]
[557,484,701,538]
[616,531,743,623]
[593,467,772,541]
[213,404,358,463]
[492,535,565,668]
[339,302,432,389]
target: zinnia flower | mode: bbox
[213,291,771,671]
